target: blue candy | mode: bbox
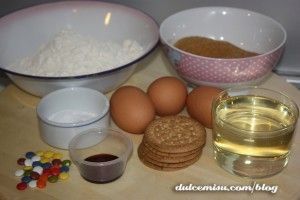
[60,166,69,172]
[25,151,36,159]
[21,176,32,183]
[42,162,52,169]
[32,161,42,167]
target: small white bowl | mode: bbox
[36,87,110,149]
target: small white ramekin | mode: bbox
[36,87,110,149]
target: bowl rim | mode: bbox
[36,87,109,128]
[68,128,133,167]
[159,6,287,61]
[0,1,159,79]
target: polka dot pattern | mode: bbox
[164,45,284,84]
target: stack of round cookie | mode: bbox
[138,115,206,171]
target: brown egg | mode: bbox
[110,86,155,134]
[147,76,187,116]
[186,86,223,129]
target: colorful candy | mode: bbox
[17,158,26,166]
[44,151,54,159]
[32,161,42,167]
[41,162,52,169]
[59,172,69,180]
[28,180,37,188]
[15,150,71,191]
[53,153,63,159]
[42,168,51,176]
[30,171,40,180]
[48,175,58,183]
[33,166,44,175]
[24,159,33,167]
[36,151,44,157]
[21,176,31,183]
[23,166,33,171]
[31,155,41,162]
[51,167,60,176]
[16,182,27,190]
[25,152,36,159]
[60,166,69,173]
[15,169,24,177]
[52,159,62,166]
[40,158,50,164]
[37,179,46,189]
[62,160,71,167]
[39,174,48,182]
[23,170,31,177]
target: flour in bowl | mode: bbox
[8,29,144,76]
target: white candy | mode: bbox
[32,166,43,175]
[31,155,41,162]
[15,169,24,177]
[24,159,32,166]
[28,180,37,188]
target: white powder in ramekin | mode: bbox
[8,29,144,77]
[48,110,98,124]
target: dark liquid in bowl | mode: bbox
[85,154,118,162]
[80,154,124,183]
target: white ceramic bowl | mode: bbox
[0,1,159,96]
[36,87,110,149]
[160,7,286,88]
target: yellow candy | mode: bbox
[44,151,54,158]
[36,151,44,156]
[53,153,63,159]
[40,158,50,163]
[59,172,69,180]
[23,166,33,171]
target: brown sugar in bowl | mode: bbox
[160,7,286,88]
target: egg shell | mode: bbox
[186,86,223,129]
[147,76,187,116]
[110,86,155,134]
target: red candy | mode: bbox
[51,164,60,170]
[37,179,46,188]
[17,158,26,166]
[43,168,51,176]
[16,182,27,190]
[30,171,40,180]
[52,159,62,166]
[51,167,60,176]
[39,174,48,182]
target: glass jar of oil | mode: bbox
[212,87,299,178]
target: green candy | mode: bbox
[23,170,31,177]
[48,175,58,183]
[62,160,71,167]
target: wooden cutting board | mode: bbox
[0,48,300,200]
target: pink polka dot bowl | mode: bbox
[160,7,286,88]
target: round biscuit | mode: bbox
[140,142,202,163]
[138,144,200,169]
[144,116,206,153]
[142,140,202,156]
